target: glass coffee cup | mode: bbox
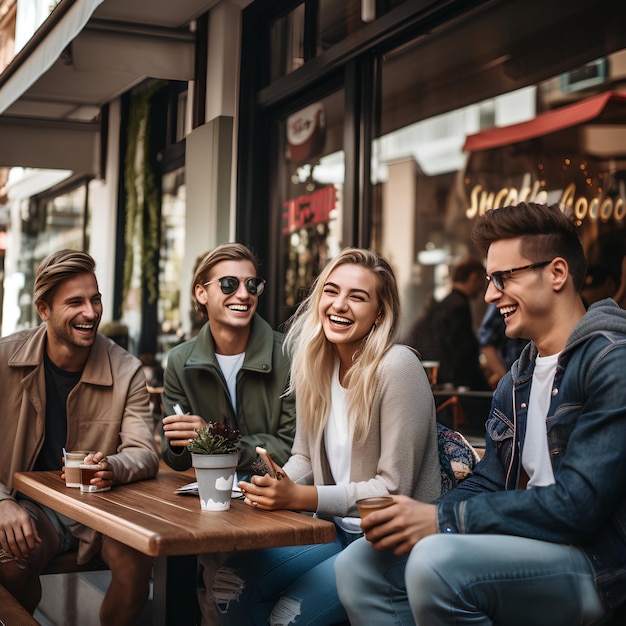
[421,361,439,387]
[79,462,110,493]
[356,496,394,519]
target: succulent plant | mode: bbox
[187,421,243,455]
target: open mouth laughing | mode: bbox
[499,305,517,319]
[329,314,353,326]
[74,322,96,332]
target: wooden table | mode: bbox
[14,470,336,625]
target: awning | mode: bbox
[0,0,215,171]
[463,91,626,152]
[0,0,104,116]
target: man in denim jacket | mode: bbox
[335,202,626,625]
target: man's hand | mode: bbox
[0,499,40,561]
[83,452,114,491]
[162,413,207,447]
[360,495,438,555]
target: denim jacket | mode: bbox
[436,298,626,609]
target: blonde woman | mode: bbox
[214,248,441,625]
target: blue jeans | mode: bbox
[214,525,359,625]
[336,534,610,626]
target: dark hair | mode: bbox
[34,249,96,307]
[192,243,261,317]
[471,202,587,292]
[452,258,484,283]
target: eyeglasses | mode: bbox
[204,276,266,296]
[486,260,552,291]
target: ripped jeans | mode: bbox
[213,524,359,625]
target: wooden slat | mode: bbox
[0,583,39,625]
[13,471,336,557]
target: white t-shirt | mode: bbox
[216,352,245,411]
[324,360,361,534]
[522,352,558,488]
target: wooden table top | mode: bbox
[13,471,336,557]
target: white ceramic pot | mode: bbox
[191,452,239,511]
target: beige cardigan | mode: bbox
[283,344,441,519]
[0,325,159,561]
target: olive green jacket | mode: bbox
[161,314,296,474]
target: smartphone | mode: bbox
[256,446,280,479]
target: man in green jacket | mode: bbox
[161,242,295,475]
[161,242,296,624]
[0,249,159,625]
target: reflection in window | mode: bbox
[269,0,411,81]
[270,3,305,82]
[278,92,345,321]
[373,28,626,340]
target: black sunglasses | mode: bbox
[204,276,266,296]
[486,260,552,291]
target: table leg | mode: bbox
[153,555,200,625]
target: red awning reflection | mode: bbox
[463,91,626,152]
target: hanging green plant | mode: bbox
[123,82,165,305]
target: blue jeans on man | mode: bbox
[336,534,606,625]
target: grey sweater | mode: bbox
[283,344,442,518]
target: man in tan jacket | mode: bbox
[0,249,159,625]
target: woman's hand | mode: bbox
[162,413,207,447]
[238,471,318,512]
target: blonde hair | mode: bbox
[284,248,400,442]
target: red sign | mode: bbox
[282,185,337,234]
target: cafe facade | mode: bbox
[1,0,626,359]
[239,0,626,338]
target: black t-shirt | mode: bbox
[33,352,81,471]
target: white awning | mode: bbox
[0,0,214,171]
[0,0,104,115]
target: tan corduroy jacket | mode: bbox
[0,325,159,561]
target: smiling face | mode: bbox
[318,263,381,363]
[37,272,102,368]
[196,259,259,336]
[485,237,557,346]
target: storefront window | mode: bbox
[270,4,305,81]
[278,89,344,319]
[319,0,409,51]
[269,0,412,81]
[16,178,91,329]
[249,0,626,338]
[370,9,626,338]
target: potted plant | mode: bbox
[188,422,242,511]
